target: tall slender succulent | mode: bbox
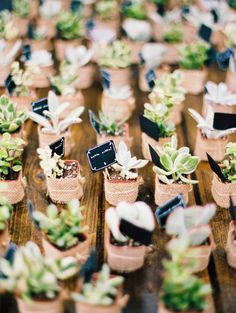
[12,0,30,18]
[56,11,85,40]
[153,135,200,184]
[33,199,89,249]
[0,185,12,232]
[179,42,209,70]
[222,142,236,183]
[0,95,27,134]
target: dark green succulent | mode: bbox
[56,11,85,40]
[179,42,210,70]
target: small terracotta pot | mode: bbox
[162,43,180,65]
[54,39,82,61]
[141,132,172,160]
[13,17,28,38]
[226,221,236,269]
[24,38,53,51]
[226,70,236,93]
[124,39,145,64]
[9,90,37,112]
[76,64,95,89]
[37,18,57,39]
[96,123,133,149]
[46,160,84,203]
[158,302,209,313]
[94,19,120,37]
[0,171,25,204]
[42,234,90,260]
[202,96,236,117]
[178,69,207,95]
[169,103,183,125]
[211,173,236,208]
[194,129,228,162]
[154,175,192,206]
[104,175,141,206]
[0,226,10,258]
[16,295,63,313]
[101,67,131,88]
[101,94,135,122]
[138,66,170,92]
[56,92,84,117]
[0,64,10,87]
[28,65,54,89]
[37,126,73,156]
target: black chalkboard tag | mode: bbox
[5,74,16,95]
[229,196,236,221]
[31,97,49,116]
[211,8,218,23]
[145,69,156,90]
[213,112,236,130]
[71,0,81,12]
[101,69,110,90]
[27,200,40,230]
[49,137,65,158]
[149,144,163,168]
[3,243,17,263]
[86,19,95,31]
[216,48,234,71]
[22,43,31,61]
[139,115,159,140]
[155,194,186,228]
[206,153,226,182]
[80,249,98,283]
[86,140,116,172]
[88,110,100,134]
[120,219,153,245]
[205,46,216,67]
[157,3,165,16]
[28,23,34,39]
[198,24,212,42]
[181,5,190,15]
[139,52,145,65]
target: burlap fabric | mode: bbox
[57,92,84,117]
[141,132,172,160]
[194,129,228,162]
[10,90,37,112]
[77,64,95,89]
[138,66,170,92]
[211,174,236,208]
[46,161,84,203]
[38,126,73,157]
[226,221,236,269]
[155,175,192,206]
[178,69,207,95]
[105,231,146,272]
[0,225,10,258]
[54,39,82,61]
[226,70,236,93]
[102,68,131,88]
[17,296,63,313]
[0,171,25,204]
[104,175,140,206]
[202,97,236,117]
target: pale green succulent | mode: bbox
[56,11,85,40]
[179,42,210,70]
[33,199,89,249]
[223,142,236,183]
[10,62,33,97]
[12,0,30,18]
[95,0,118,21]
[163,23,183,43]
[0,11,18,40]
[72,263,124,306]
[0,95,27,134]
[99,40,132,69]
[153,135,200,184]
[0,186,12,231]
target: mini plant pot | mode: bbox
[138,66,170,92]
[157,302,209,313]
[76,64,95,89]
[169,103,184,125]
[16,295,63,313]
[226,70,236,93]
[29,65,54,89]
[54,39,82,61]
[96,123,133,149]
[42,234,90,260]
[37,18,57,39]
[46,160,84,203]
[104,175,141,206]
[162,43,180,65]
[105,231,147,273]
[154,175,192,206]
[202,96,236,117]
[226,221,236,269]
[0,225,10,258]
[124,39,145,64]
[24,38,53,51]
[0,171,25,204]
[9,90,37,112]
[194,129,228,162]
[56,92,84,116]
[141,132,172,160]
[178,69,207,95]
[37,126,73,156]
[101,67,131,88]
[94,19,120,37]
[211,173,236,208]
[13,17,28,37]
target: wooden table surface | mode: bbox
[0,63,235,313]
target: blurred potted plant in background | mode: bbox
[0,186,12,258]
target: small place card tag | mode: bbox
[198,24,212,42]
[211,8,218,23]
[216,48,234,70]
[213,112,236,130]
[145,69,156,90]
[49,137,65,158]
[27,200,40,230]
[86,19,95,31]
[206,153,226,182]
[28,23,34,39]
[71,0,81,12]
[205,46,216,67]
[139,115,159,140]
[5,74,16,95]
[31,98,49,116]
[149,144,163,168]
[22,43,31,61]
[120,219,153,245]
[139,52,145,65]
[155,194,186,228]
[86,140,116,172]
[80,249,98,283]
[101,69,110,90]
[88,110,100,134]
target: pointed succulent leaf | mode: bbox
[27,111,52,129]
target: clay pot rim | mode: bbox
[0,170,22,183]
[16,293,62,303]
[106,231,145,251]
[42,233,88,252]
[186,233,215,252]
[213,172,232,185]
[46,160,81,180]
[38,125,69,136]
[156,175,191,187]
[197,128,228,141]
[98,122,129,138]
[101,66,130,71]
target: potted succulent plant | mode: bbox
[33,199,90,260]
[65,45,95,89]
[72,263,128,313]
[6,61,37,111]
[28,91,84,156]
[0,241,79,313]
[141,102,175,160]
[49,61,84,114]
[211,142,236,207]
[55,11,85,61]
[37,146,85,203]
[25,25,53,51]
[0,10,19,41]
[177,42,209,95]
[104,141,148,205]
[98,40,132,88]
[166,203,216,273]
[101,86,135,122]
[0,188,12,258]
[159,237,212,313]
[0,133,25,204]
[225,201,236,269]
[153,135,200,205]
[90,110,132,148]
[105,201,155,272]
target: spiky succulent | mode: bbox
[56,11,85,40]
[179,42,210,70]
[222,142,236,183]
[0,185,12,232]
[37,146,65,178]
[12,0,30,18]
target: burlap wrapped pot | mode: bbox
[211,173,236,208]
[141,132,172,160]
[105,231,147,272]
[194,129,228,162]
[0,172,25,204]
[54,39,82,61]
[56,92,84,117]
[101,67,131,88]
[37,126,73,156]
[0,225,10,258]
[46,160,84,203]
[178,69,207,95]
[202,97,236,117]
[138,66,170,92]
[226,70,236,93]
[155,175,192,206]
[158,302,209,313]
[226,221,236,269]
[77,64,95,89]
[16,295,63,313]
[9,90,37,112]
